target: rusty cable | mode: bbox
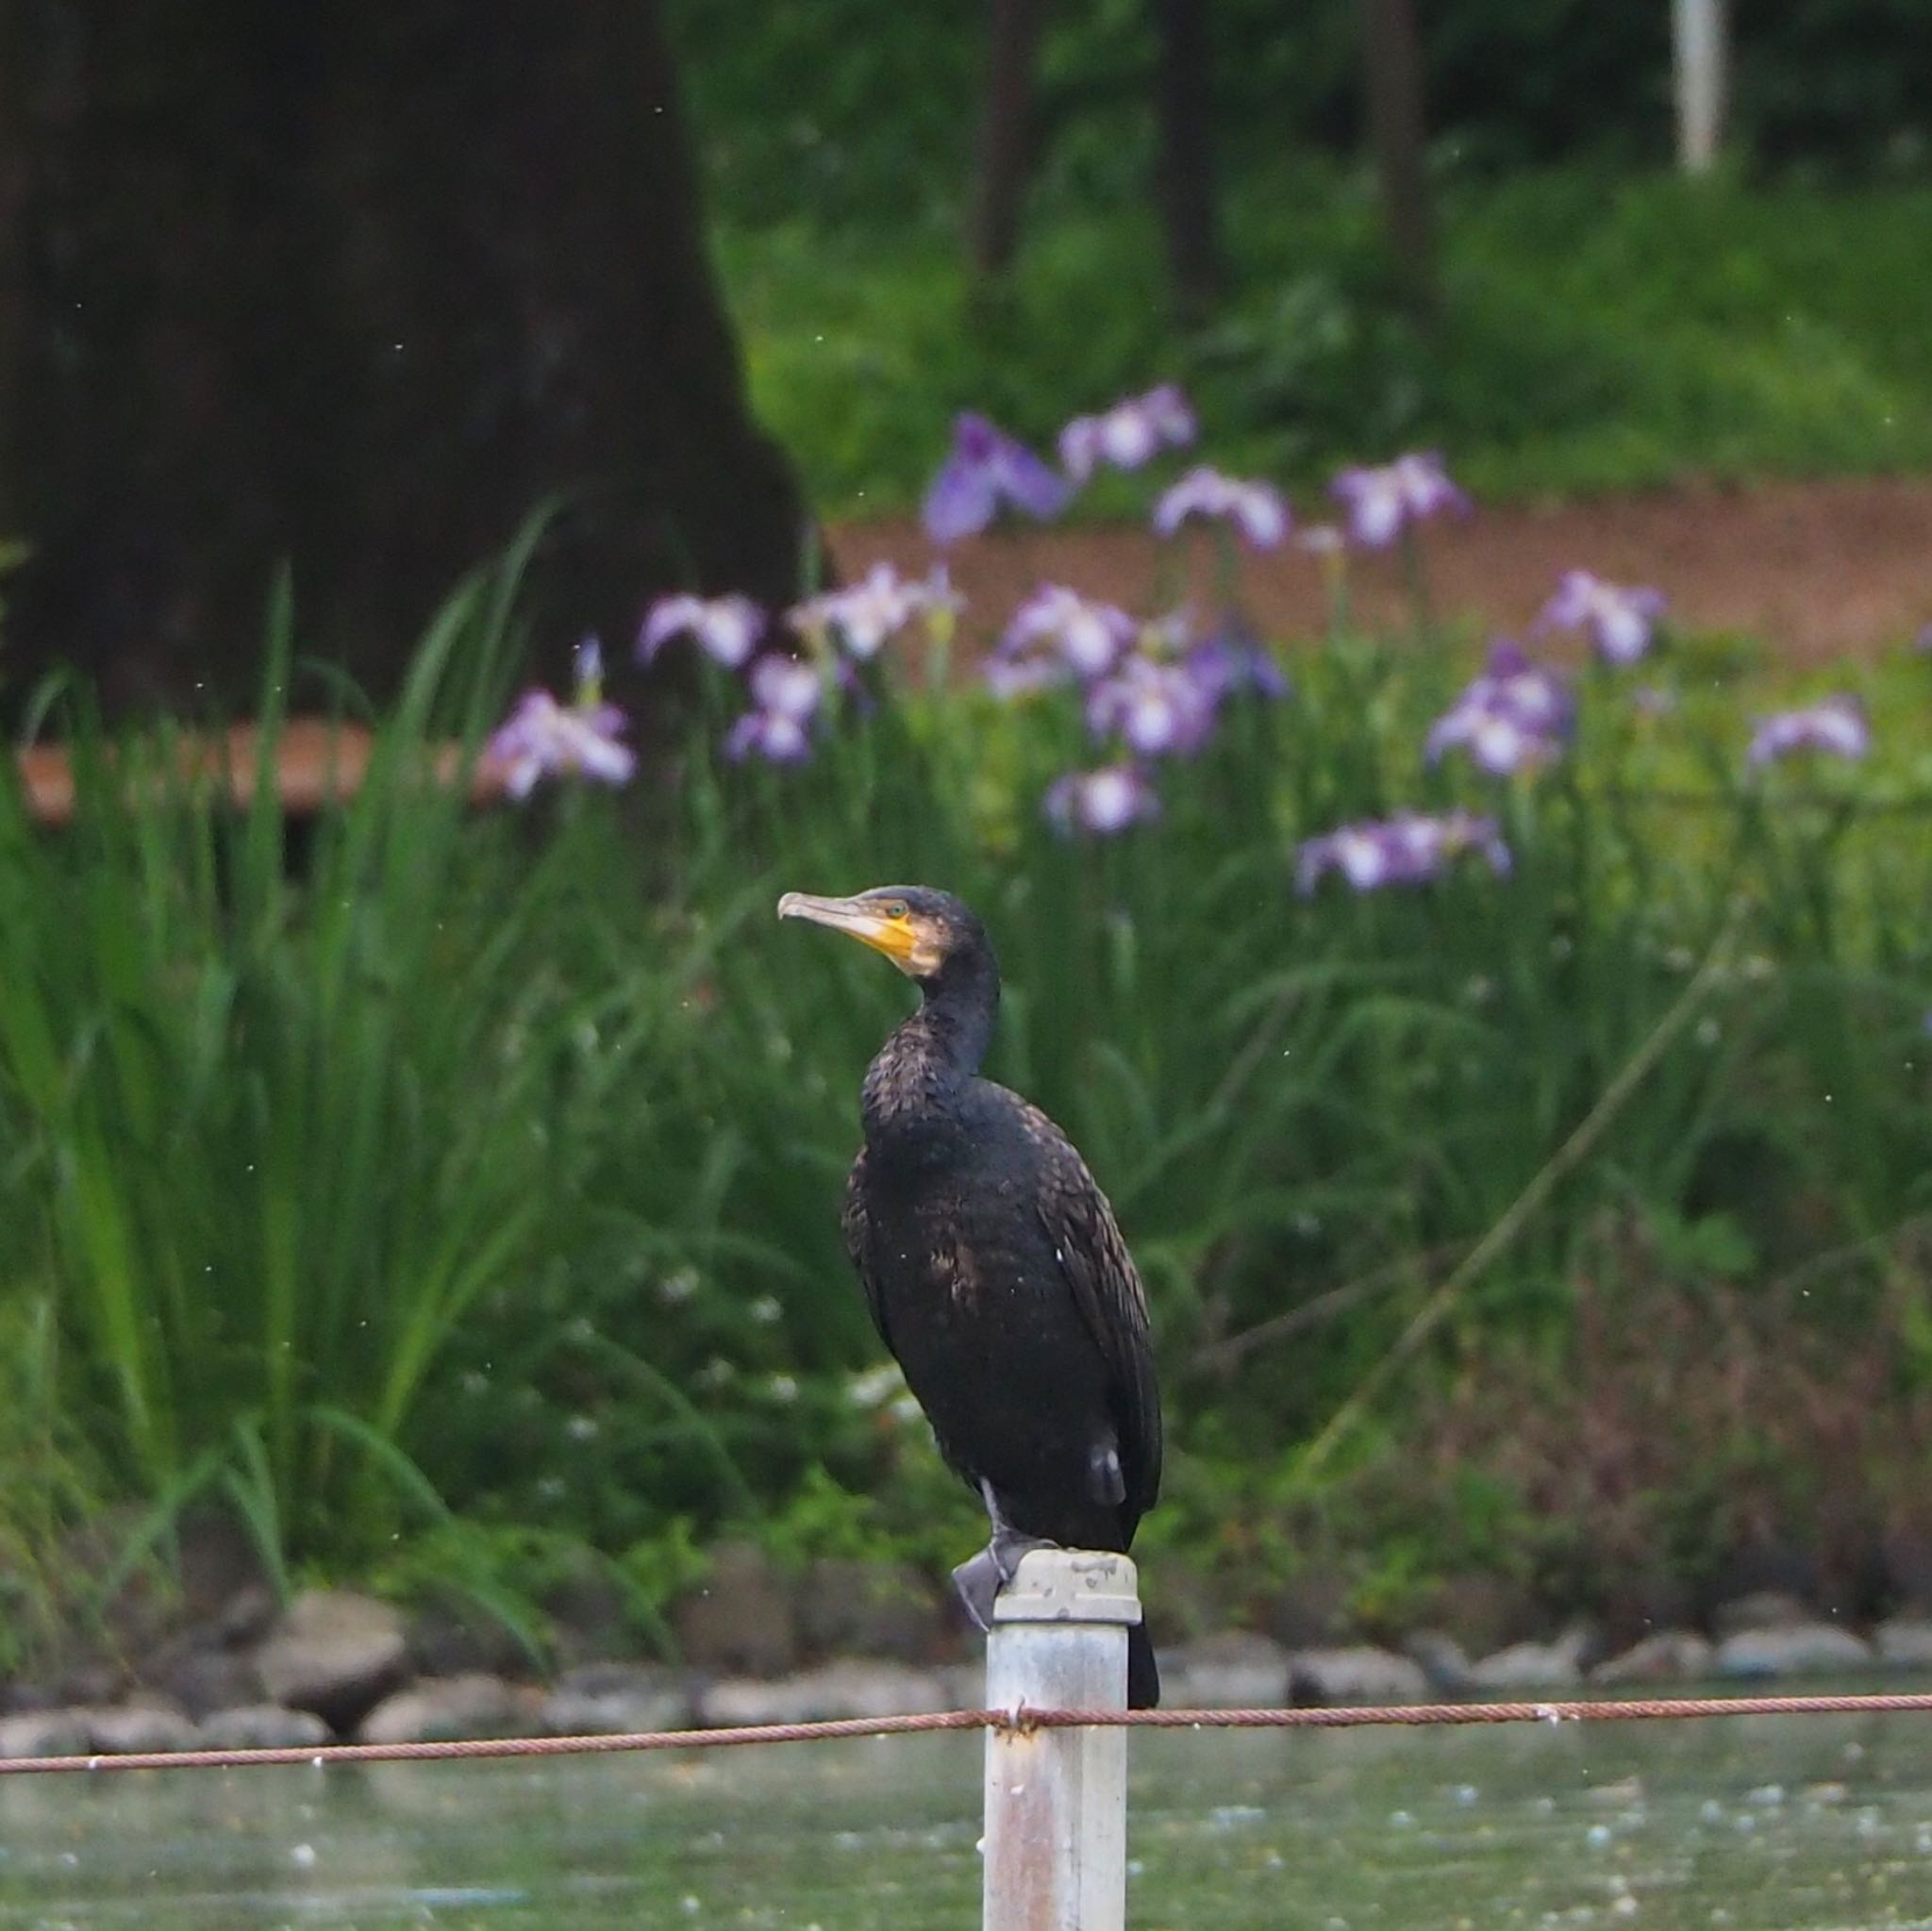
[6,1690,1932,1776]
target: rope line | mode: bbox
[8,1690,1932,1776]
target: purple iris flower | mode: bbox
[637,592,764,670]
[1086,656,1219,757]
[1151,467,1291,548]
[791,562,960,660]
[1539,570,1667,667]
[1746,695,1872,767]
[1296,809,1511,896]
[1058,384,1197,483]
[1044,764,1162,837]
[1425,641,1573,776]
[1187,613,1291,704]
[923,413,1072,544]
[1330,452,1471,549]
[995,584,1138,689]
[725,655,823,764]
[490,641,638,798]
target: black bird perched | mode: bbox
[778,884,1162,1707]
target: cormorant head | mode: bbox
[777,884,990,983]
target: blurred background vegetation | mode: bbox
[673,0,1932,509]
[0,0,1929,1672]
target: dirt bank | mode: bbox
[832,475,1932,665]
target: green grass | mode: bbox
[6,528,1932,1643]
[716,163,1932,518]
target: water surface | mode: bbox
[3,1706,1931,1928]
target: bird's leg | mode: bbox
[953,1481,1057,1632]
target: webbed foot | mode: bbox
[952,1547,1003,1632]
[951,1530,1060,1632]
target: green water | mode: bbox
[3,1710,1932,1929]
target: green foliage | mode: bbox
[0,1294,114,1673]
[718,166,1932,519]
[0,534,683,1570]
[3,533,1931,1611]
[669,0,1932,231]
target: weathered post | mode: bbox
[1674,0,1727,174]
[983,1549,1139,1931]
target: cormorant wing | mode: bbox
[1019,1100,1164,1525]
[841,1148,891,1354]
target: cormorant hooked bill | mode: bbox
[778,885,1162,1707]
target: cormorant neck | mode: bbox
[860,947,1000,1144]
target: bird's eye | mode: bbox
[883,901,909,921]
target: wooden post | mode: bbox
[1674,0,1727,174]
[983,1549,1139,1931]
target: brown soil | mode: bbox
[831,474,1932,665]
[19,479,1925,824]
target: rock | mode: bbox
[1707,1544,1831,1623]
[1266,1573,1354,1651]
[357,1673,524,1745]
[257,1590,410,1730]
[796,1560,945,1663]
[1596,1571,1701,1649]
[61,1507,174,1658]
[697,1660,949,1727]
[541,1663,691,1736]
[1288,1647,1428,1707]
[1714,1623,1875,1680]
[673,1543,798,1679]
[541,1557,632,1670]
[8,1667,124,1711]
[0,1709,91,1756]
[1467,1626,1596,1691]
[1878,1528,1932,1612]
[1874,1619,1932,1670]
[174,1507,273,1628]
[1404,1632,1474,1694]
[155,1645,265,1720]
[1710,1590,1815,1640]
[1160,1632,1291,1708]
[214,1584,278,1649]
[81,1699,201,1754]
[51,1662,125,1707]
[198,1704,332,1750]
[1590,1631,1715,1687]
[1423,1573,1545,1656]
[407,1599,533,1680]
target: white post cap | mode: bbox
[992,1548,1141,1626]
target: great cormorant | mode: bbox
[778,885,1163,1707]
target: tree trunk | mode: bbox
[967,0,1050,279]
[1357,0,1437,317]
[0,1,811,717]
[1150,0,1222,322]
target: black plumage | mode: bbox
[780,884,1162,1706]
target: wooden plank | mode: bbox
[13,720,513,828]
